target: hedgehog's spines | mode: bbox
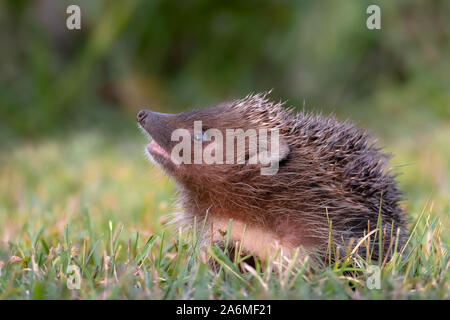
[151,92,407,262]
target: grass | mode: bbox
[0,126,448,300]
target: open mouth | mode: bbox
[137,110,177,169]
[147,140,171,161]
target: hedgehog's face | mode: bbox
[137,97,290,188]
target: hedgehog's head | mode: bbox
[137,93,291,190]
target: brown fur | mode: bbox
[137,93,408,262]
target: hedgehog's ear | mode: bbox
[262,135,290,162]
[275,136,290,161]
[247,134,290,167]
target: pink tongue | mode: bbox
[148,140,168,157]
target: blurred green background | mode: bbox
[0,0,449,243]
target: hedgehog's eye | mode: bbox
[193,132,205,142]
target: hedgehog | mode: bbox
[137,93,407,263]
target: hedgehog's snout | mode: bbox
[137,110,148,123]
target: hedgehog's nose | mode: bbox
[137,110,148,123]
